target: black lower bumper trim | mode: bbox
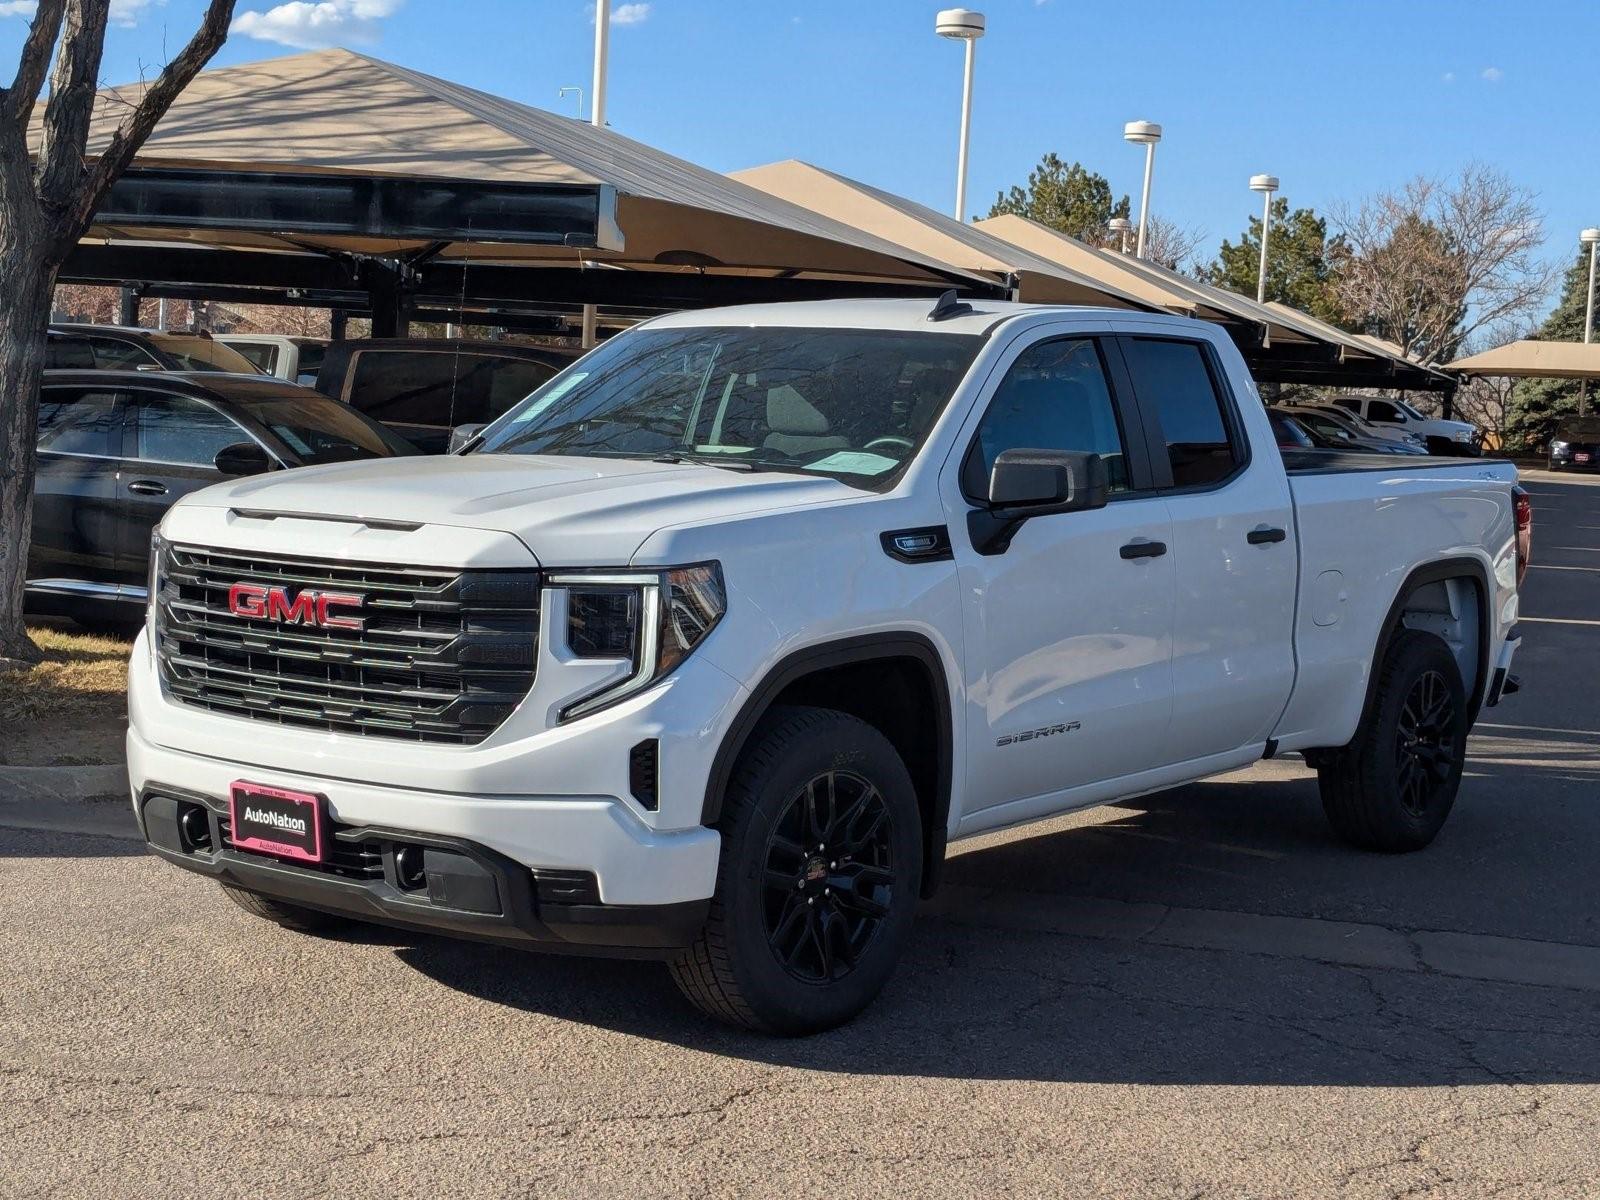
[140,785,707,958]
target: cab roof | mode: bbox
[642,297,1136,337]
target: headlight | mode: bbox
[147,530,165,655]
[549,563,725,720]
[1452,428,1473,442]
[1551,440,1570,454]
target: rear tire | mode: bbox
[220,884,357,935]
[1317,630,1468,852]
[670,706,922,1035]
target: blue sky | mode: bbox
[4,0,1596,293]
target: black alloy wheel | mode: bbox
[1394,668,1458,818]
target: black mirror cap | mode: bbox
[448,422,488,454]
[213,441,273,477]
[987,448,1109,515]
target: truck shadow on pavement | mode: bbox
[396,742,1600,1087]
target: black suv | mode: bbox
[47,324,267,375]
[1548,416,1600,471]
[312,338,577,452]
[27,371,415,631]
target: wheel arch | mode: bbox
[1362,557,1492,734]
[702,633,955,899]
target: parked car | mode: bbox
[131,299,1526,1034]
[312,338,577,452]
[1329,394,1479,455]
[1290,403,1430,453]
[46,324,266,375]
[1266,409,1317,451]
[215,334,328,387]
[1546,415,1600,471]
[1276,404,1428,455]
[26,371,415,632]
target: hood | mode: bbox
[175,453,859,566]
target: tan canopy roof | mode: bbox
[1447,340,1600,379]
[38,48,989,291]
[730,161,1155,310]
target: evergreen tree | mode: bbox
[1202,197,1351,325]
[987,155,1131,244]
[1504,250,1591,450]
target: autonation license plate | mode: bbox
[229,781,324,863]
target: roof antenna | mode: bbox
[927,288,974,322]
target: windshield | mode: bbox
[1292,411,1356,441]
[151,334,264,375]
[1395,398,1429,421]
[234,393,418,464]
[475,326,982,485]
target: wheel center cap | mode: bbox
[802,856,828,886]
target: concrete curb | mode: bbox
[0,762,140,839]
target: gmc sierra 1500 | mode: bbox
[129,298,1527,1034]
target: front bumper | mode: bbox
[138,781,709,957]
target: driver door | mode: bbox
[944,333,1176,827]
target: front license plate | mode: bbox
[1575,452,1591,463]
[229,782,324,863]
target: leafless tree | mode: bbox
[0,0,234,667]
[1450,316,1539,450]
[1332,165,1557,368]
[1142,214,1206,275]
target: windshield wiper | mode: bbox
[651,452,761,473]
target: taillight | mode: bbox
[1512,484,1532,588]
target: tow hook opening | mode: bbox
[394,843,427,891]
[178,803,212,853]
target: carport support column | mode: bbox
[118,286,140,326]
[361,259,412,339]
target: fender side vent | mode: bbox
[629,739,660,810]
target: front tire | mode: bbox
[670,706,922,1034]
[1317,630,1468,852]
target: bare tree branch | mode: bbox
[36,0,111,205]
[57,0,235,247]
[0,0,67,132]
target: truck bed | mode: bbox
[1281,449,1494,475]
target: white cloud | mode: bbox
[1481,66,1504,82]
[612,3,650,25]
[0,1,38,17]
[1441,71,1455,83]
[233,0,401,49]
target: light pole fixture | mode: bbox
[1123,120,1162,259]
[936,8,985,221]
[1108,216,1134,254]
[1250,174,1279,304]
[558,85,584,119]
[1581,227,1600,415]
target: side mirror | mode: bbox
[449,423,487,454]
[971,449,1109,556]
[988,448,1109,514]
[213,441,272,476]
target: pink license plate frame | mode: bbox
[228,781,325,864]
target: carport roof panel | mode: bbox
[38,49,994,288]
[729,160,1156,310]
[1446,339,1600,379]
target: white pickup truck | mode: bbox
[129,298,1529,1034]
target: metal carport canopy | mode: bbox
[42,49,1003,321]
[1446,340,1600,379]
[729,161,1157,311]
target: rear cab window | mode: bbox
[1119,337,1243,489]
[37,388,125,456]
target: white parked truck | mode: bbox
[130,298,1529,1034]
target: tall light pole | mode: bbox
[1250,174,1279,303]
[936,9,985,221]
[1108,216,1133,254]
[1581,227,1600,416]
[1124,120,1162,259]
[581,0,611,349]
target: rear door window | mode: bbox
[230,342,279,374]
[88,336,161,370]
[129,392,252,466]
[1366,400,1403,423]
[1120,338,1241,489]
[292,342,325,387]
[36,388,125,456]
[45,335,96,370]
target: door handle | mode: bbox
[127,479,168,496]
[1119,539,1168,560]
[1247,525,1287,545]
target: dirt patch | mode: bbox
[0,625,131,767]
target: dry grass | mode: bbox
[0,625,132,766]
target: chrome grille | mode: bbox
[156,544,538,745]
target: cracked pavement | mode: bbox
[2,472,1597,1198]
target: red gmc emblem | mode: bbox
[227,582,365,631]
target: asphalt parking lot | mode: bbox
[2,470,1597,1199]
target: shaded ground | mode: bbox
[1,470,1596,1198]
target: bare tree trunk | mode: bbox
[0,236,53,666]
